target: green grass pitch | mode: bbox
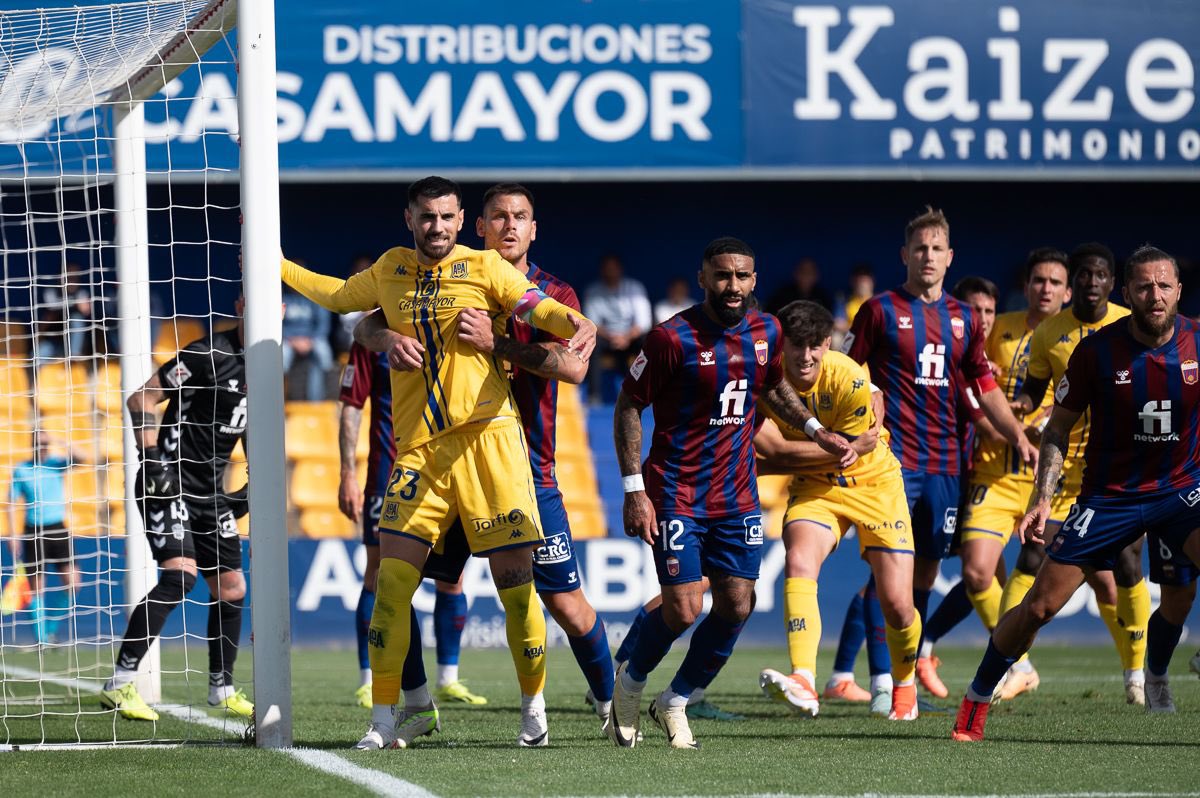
[3,644,1199,796]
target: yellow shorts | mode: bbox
[782,470,914,555]
[378,418,543,555]
[1048,459,1085,525]
[960,475,1035,546]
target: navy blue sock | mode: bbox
[969,639,1018,698]
[913,587,933,653]
[626,607,682,682]
[831,593,866,674]
[615,606,649,665]
[1146,609,1184,677]
[355,586,376,671]
[401,605,427,691]
[864,578,890,677]
[925,580,974,643]
[670,612,745,696]
[434,589,466,666]
[569,617,615,702]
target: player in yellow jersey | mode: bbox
[1007,242,1149,704]
[281,176,597,750]
[754,301,923,721]
[919,251,1072,690]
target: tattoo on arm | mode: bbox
[1035,424,1067,499]
[493,335,555,375]
[763,381,814,430]
[339,405,362,473]
[353,310,390,353]
[493,565,533,590]
[614,392,645,477]
[129,410,155,432]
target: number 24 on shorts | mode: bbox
[386,469,420,501]
[1063,504,1095,538]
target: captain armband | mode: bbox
[513,287,551,324]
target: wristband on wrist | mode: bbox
[804,417,824,439]
[622,474,645,493]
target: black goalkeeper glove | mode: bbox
[226,483,249,519]
[138,446,178,499]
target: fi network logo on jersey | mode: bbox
[711,379,749,426]
[1136,400,1179,442]
[915,343,949,387]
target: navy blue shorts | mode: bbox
[531,486,583,594]
[1047,491,1199,573]
[1148,531,1198,586]
[901,468,960,560]
[362,493,383,547]
[652,510,764,586]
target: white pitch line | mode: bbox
[1,664,438,798]
[550,794,1200,798]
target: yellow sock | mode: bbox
[498,581,547,696]
[1097,601,1129,669]
[1000,568,1037,665]
[968,577,1004,631]
[1117,580,1149,671]
[885,610,922,685]
[369,558,422,706]
[784,577,820,676]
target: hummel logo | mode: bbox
[1115,370,1131,385]
[151,536,166,549]
[150,510,165,523]
[898,315,912,330]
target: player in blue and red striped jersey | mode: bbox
[840,207,1036,701]
[609,237,856,749]
[338,342,487,710]
[953,245,1200,741]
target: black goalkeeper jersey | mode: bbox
[155,328,247,509]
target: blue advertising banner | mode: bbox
[141,0,743,173]
[743,0,1200,175]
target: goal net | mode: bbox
[0,0,262,748]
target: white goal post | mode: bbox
[0,0,290,748]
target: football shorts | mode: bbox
[651,510,765,586]
[960,475,1035,546]
[1047,490,1198,572]
[783,470,914,556]
[377,418,543,555]
[21,521,71,567]
[1148,530,1198,586]
[139,495,244,573]
[901,468,960,560]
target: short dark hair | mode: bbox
[1124,244,1179,282]
[1068,242,1115,278]
[952,276,998,304]
[481,182,534,214]
[1023,247,1070,284]
[904,206,949,244]
[777,300,834,348]
[703,237,755,265]
[407,175,462,208]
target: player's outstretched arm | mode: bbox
[762,380,857,468]
[754,416,850,474]
[1017,405,1080,545]
[977,386,1038,467]
[353,310,424,371]
[457,307,586,384]
[614,390,657,545]
[337,402,364,523]
[281,256,379,314]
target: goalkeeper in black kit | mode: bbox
[101,300,253,721]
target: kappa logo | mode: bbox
[898,315,913,330]
[700,350,715,366]
[852,378,865,390]
[1059,334,1072,344]
[394,263,408,276]
[451,260,468,279]
[1116,369,1132,385]
[1002,331,1013,341]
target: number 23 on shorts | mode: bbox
[386,469,420,501]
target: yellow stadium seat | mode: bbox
[67,466,102,536]
[299,507,355,538]
[290,458,341,510]
[33,362,90,416]
[152,316,207,365]
[284,402,339,459]
[94,362,124,413]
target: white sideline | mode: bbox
[0,664,437,798]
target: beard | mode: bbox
[706,291,751,326]
[417,233,455,261]
[1133,306,1176,338]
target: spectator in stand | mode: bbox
[832,263,876,351]
[332,255,375,358]
[654,277,695,324]
[765,258,833,316]
[584,254,652,403]
[282,276,335,401]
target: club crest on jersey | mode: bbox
[1182,359,1198,385]
[898,315,913,330]
[755,339,769,365]
[951,317,965,340]
[1115,369,1132,385]
[451,260,468,279]
[700,350,715,366]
